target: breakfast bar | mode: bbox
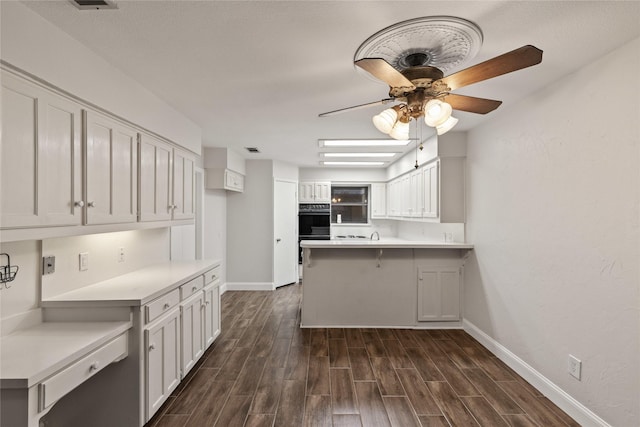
[300,239,473,328]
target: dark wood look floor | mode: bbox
[147,284,579,427]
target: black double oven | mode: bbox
[298,203,330,263]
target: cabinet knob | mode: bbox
[89,362,100,371]
[163,302,170,309]
[192,286,197,292]
[205,300,211,305]
[149,343,156,351]
[75,201,85,207]
[87,201,95,208]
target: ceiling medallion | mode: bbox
[354,16,483,79]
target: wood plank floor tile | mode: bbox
[426,381,480,426]
[460,396,510,426]
[498,381,569,426]
[303,395,332,427]
[383,339,415,369]
[330,368,359,415]
[395,368,442,415]
[274,380,306,427]
[186,380,234,426]
[332,414,363,427]
[250,366,285,414]
[329,338,351,368]
[462,368,523,414]
[244,413,275,427]
[370,357,405,396]
[383,396,421,427]
[345,328,365,347]
[147,288,579,427]
[284,345,310,381]
[417,415,451,427]
[214,394,252,427]
[354,381,392,427]
[166,367,217,414]
[348,347,376,381]
[307,356,331,395]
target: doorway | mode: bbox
[273,179,298,287]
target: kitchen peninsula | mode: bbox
[300,239,473,328]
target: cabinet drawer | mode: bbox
[39,332,128,410]
[180,276,204,300]
[146,288,180,323]
[204,266,221,286]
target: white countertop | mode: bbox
[300,238,473,249]
[42,259,221,308]
[1,321,132,388]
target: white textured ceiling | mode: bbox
[22,1,640,167]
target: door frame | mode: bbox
[272,178,299,287]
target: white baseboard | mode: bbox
[463,319,611,427]
[222,282,274,293]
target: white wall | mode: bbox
[226,160,274,284]
[300,167,386,182]
[0,1,201,154]
[464,37,639,426]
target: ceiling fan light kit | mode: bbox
[320,15,543,144]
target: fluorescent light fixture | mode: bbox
[323,152,397,158]
[322,161,385,166]
[319,139,412,147]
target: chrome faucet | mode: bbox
[370,231,380,241]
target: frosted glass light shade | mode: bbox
[372,108,398,134]
[389,120,410,140]
[424,99,452,127]
[436,116,458,135]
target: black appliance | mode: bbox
[298,203,330,263]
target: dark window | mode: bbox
[331,186,369,224]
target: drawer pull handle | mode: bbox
[163,303,170,309]
[149,343,156,351]
[89,362,100,372]
[192,286,197,292]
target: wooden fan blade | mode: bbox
[441,45,543,91]
[318,98,395,117]
[445,94,503,114]
[355,58,416,91]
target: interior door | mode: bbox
[273,179,298,287]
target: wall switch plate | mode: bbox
[79,252,89,271]
[568,354,582,380]
[43,256,56,275]
[118,247,125,263]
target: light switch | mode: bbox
[79,252,89,271]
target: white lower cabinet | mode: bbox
[144,307,181,420]
[180,291,205,377]
[203,271,221,348]
[417,266,461,321]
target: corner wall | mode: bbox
[464,37,639,426]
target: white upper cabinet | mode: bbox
[299,181,331,203]
[172,149,196,220]
[421,161,439,219]
[1,71,83,228]
[85,110,138,225]
[203,147,245,192]
[370,183,387,218]
[139,133,173,222]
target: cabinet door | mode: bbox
[145,307,181,421]
[85,110,138,224]
[400,175,412,217]
[203,283,221,349]
[172,149,195,220]
[314,182,331,202]
[371,183,387,218]
[409,170,423,218]
[387,179,401,217]
[421,161,439,219]
[1,72,83,228]
[417,267,460,321]
[180,291,205,377]
[298,182,315,203]
[139,134,173,221]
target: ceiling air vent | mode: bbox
[70,0,118,10]
[245,147,260,153]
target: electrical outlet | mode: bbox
[568,354,582,380]
[118,247,125,263]
[79,252,89,271]
[43,256,56,275]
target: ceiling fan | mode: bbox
[319,17,543,138]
